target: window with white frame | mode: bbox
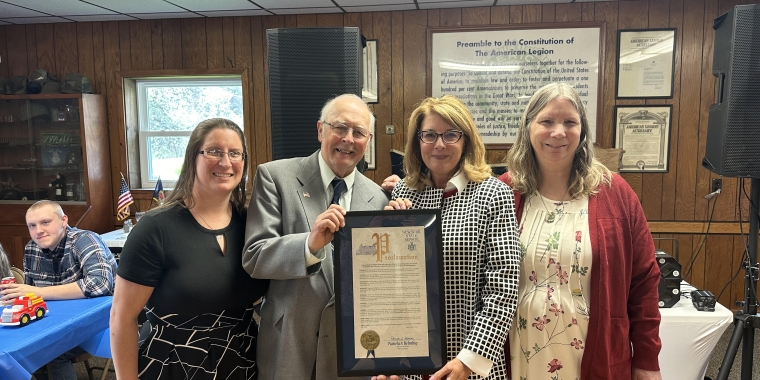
[136,77,244,188]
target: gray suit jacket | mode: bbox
[244,151,388,380]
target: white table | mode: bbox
[99,229,129,255]
[658,282,733,380]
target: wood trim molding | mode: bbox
[649,221,758,235]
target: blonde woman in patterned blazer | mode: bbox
[375,95,521,380]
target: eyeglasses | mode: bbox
[198,150,246,162]
[323,121,371,141]
[418,130,464,144]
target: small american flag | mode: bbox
[117,175,134,221]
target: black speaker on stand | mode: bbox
[705,5,760,380]
[267,27,363,160]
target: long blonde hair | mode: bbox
[505,82,610,198]
[403,95,491,191]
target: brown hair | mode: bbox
[162,118,248,214]
[403,95,491,191]
[505,82,610,198]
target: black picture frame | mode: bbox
[334,209,447,377]
[615,28,677,98]
[614,105,673,172]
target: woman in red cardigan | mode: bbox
[499,82,662,380]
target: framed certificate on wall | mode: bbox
[616,29,676,98]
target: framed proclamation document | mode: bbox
[334,209,447,377]
[616,28,676,98]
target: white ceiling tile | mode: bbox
[254,0,335,9]
[199,10,272,17]
[495,0,571,4]
[336,0,413,6]
[83,0,186,14]
[419,0,494,9]
[128,12,202,19]
[344,4,418,12]
[167,0,261,12]
[2,0,117,15]
[65,14,138,22]
[0,2,47,17]
[0,16,73,24]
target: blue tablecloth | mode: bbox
[0,296,112,380]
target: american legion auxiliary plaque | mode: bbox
[333,209,447,377]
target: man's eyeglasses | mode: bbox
[323,121,371,141]
[418,130,464,144]
[198,150,246,162]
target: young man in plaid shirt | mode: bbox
[0,200,117,380]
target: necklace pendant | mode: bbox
[216,235,223,240]
[545,212,556,223]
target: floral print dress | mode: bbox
[509,193,592,380]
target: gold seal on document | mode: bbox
[360,330,380,350]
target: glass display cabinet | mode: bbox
[0,94,112,267]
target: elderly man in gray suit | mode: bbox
[244,94,389,380]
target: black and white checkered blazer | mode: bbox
[392,176,520,379]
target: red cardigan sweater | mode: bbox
[499,173,661,379]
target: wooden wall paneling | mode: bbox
[490,6,510,24]
[317,13,344,27]
[222,17,235,69]
[284,15,297,28]
[206,18,225,69]
[542,4,555,22]
[640,0,670,221]
[343,13,361,30]
[5,26,28,77]
[250,16,270,166]
[161,19,182,70]
[403,10,428,143]
[362,12,374,38]
[118,21,132,72]
[695,0,720,221]
[129,20,153,70]
[54,24,79,84]
[660,0,685,221]
[297,14,317,27]
[617,1,648,199]
[231,17,256,168]
[92,23,108,113]
[181,18,208,69]
[555,3,582,22]
[509,5,523,23]
[35,25,55,76]
[103,21,125,217]
[729,234,747,307]
[439,8,462,26]
[76,23,96,93]
[0,27,8,78]
[674,0,704,221]
[150,20,164,69]
[704,232,734,304]
[594,2,617,149]
[24,25,37,76]
[391,11,405,151]
[523,5,542,23]
[462,7,490,25]
[374,12,393,182]
[581,3,594,21]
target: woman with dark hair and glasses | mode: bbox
[377,95,520,380]
[110,118,269,379]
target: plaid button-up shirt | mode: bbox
[24,226,117,297]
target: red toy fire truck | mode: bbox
[0,294,48,326]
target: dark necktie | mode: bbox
[330,178,346,206]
